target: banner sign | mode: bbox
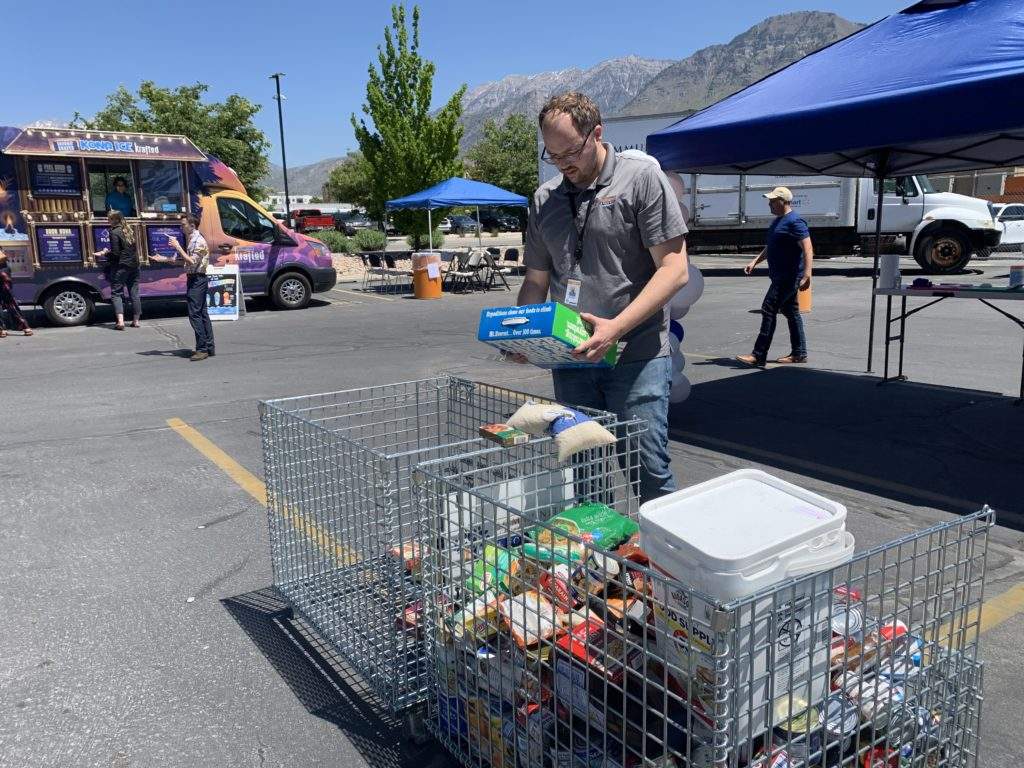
[2,129,207,162]
[36,226,83,263]
[146,225,183,260]
[29,159,81,197]
[206,264,242,321]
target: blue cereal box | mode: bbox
[478,302,618,368]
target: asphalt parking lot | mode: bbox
[1,254,1022,768]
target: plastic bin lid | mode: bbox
[639,469,848,573]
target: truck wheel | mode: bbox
[271,272,312,310]
[43,286,94,326]
[913,228,972,273]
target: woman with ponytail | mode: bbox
[94,210,141,330]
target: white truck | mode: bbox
[538,112,1003,273]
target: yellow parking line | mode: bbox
[166,418,358,567]
[978,582,1024,635]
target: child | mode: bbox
[0,248,33,338]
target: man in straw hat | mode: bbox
[736,186,813,367]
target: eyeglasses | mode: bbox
[541,127,595,166]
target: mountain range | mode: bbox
[263,11,864,196]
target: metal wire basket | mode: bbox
[414,439,993,768]
[257,376,617,712]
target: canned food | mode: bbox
[848,676,905,730]
[831,606,864,637]
[890,707,944,767]
[819,693,861,753]
[772,698,821,762]
[752,744,796,768]
[833,584,863,605]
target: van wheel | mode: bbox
[271,272,312,310]
[43,287,94,326]
[913,228,971,274]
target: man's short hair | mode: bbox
[181,214,199,227]
[538,92,602,138]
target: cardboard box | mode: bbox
[478,302,618,368]
[479,423,530,447]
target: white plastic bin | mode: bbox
[639,469,855,739]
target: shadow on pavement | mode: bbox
[693,264,984,279]
[222,588,456,768]
[670,365,1023,530]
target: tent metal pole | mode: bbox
[476,206,482,248]
[866,178,884,372]
[428,208,433,250]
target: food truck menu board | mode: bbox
[29,160,82,197]
[207,265,241,320]
[35,226,83,263]
[146,225,183,260]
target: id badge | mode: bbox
[565,278,582,307]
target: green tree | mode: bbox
[352,4,466,248]
[466,113,538,201]
[72,81,271,199]
[323,151,374,208]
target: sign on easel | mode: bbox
[206,265,243,321]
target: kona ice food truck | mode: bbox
[0,126,336,325]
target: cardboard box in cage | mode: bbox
[478,302,618,368]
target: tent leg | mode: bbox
[866,179,884,373]
[476,206,482,248]
[428,209,433,250]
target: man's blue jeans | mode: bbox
[552,355,676,504]
[753,278,807,362]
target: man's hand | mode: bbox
[800,274,811,291]
[167,236,180,249]
[744,261,757,275]
[574,313,622,363]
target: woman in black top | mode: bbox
[94,210,141,330]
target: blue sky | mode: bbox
[6,1,904,166]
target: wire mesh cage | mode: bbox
[257,376,618,712]
[415,440,993,768]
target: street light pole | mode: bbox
[270,72,291,223]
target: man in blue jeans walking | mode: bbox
[514,92,689,503]
[737,186,813,367]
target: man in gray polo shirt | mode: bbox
[516,91,690,502]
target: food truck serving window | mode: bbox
[138,160,184,213]
[87,162,136,217]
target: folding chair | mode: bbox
[482,251,512,291]
[442,249,470,290]
[384,254,414,293]
[365,252,391,292]
[502,247,524,275]
[447,249,487,293]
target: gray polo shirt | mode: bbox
[524,144,687,364]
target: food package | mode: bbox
[523,503,638,564]
[450,594,502,645]
[478,301,619,369]
[498,590,565,648]
[389,540,422,576]
[466,545,521,596]
[507,401,616,462]
[479,423,530,447]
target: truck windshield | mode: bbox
[914,175,936,194]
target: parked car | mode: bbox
[271,211,287,221]
[334,211,374,235]
[291,208,335,232]
[478,212,519,231]
[993,203,1024,250]
[438,217,452,233]
[448,214,480,235]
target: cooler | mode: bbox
[638,469,854,739]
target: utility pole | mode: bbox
[270,73,291,223]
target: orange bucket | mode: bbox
[798,281,812,313]
[412,251,443,300]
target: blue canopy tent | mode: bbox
[386,177,529,249]
[646,0,1024,370]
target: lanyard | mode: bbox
[568,191,597,272]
